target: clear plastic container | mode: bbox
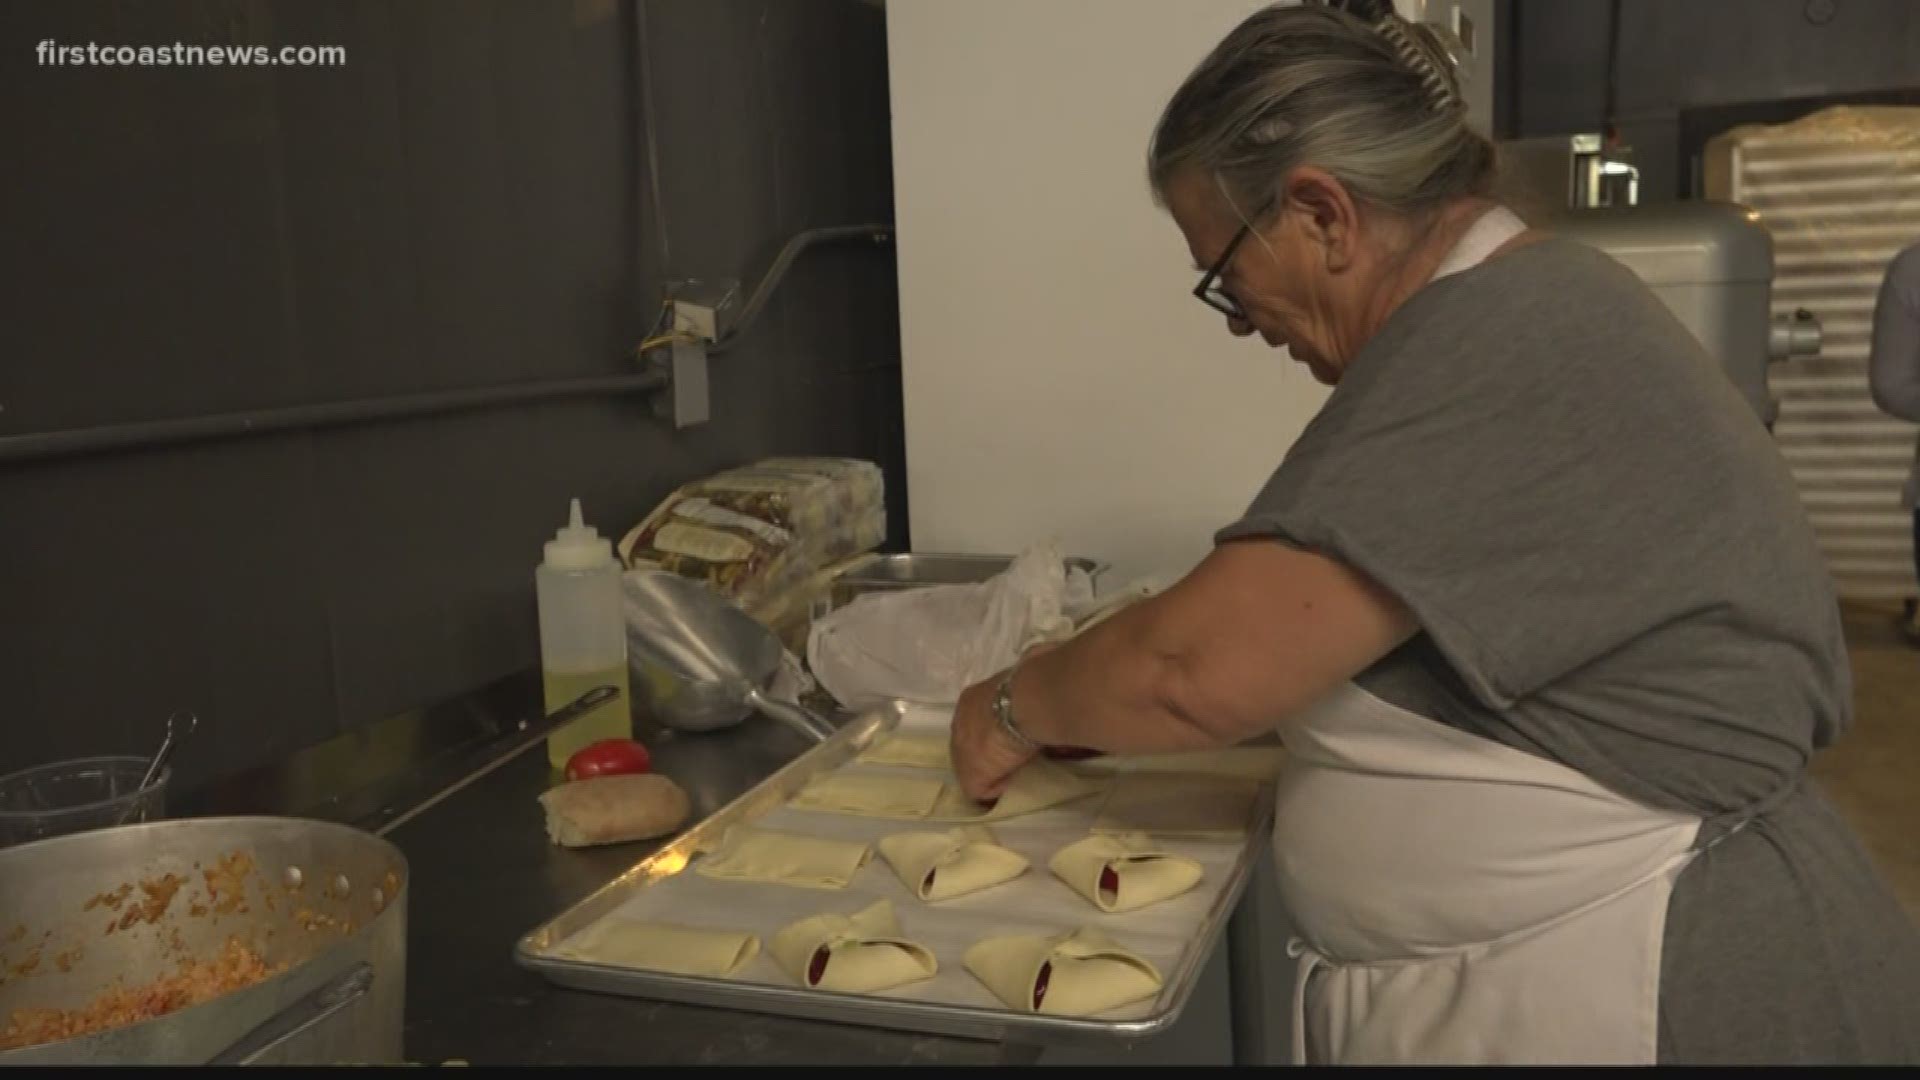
[0,755,168,848]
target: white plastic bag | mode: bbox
[806,542,1158,709]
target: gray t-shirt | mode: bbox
[1220,237,1920,1063]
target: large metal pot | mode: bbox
[0,816,407,1065]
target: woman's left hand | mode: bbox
[949,672,1038,803]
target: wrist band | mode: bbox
[990,666,1039,752]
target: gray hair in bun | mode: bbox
[1147,2,1494,223]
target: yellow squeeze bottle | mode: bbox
[535,498,633,768]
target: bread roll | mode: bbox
[540,773,691,848]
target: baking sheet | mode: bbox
[515,701,1274,1043]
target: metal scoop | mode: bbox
[622,569,836,742]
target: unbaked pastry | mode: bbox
[964,926,1162,1016]
[790,770,947,819]
[771,899,937,993]
[553,919,759,977]
[877,825,1029,902]
[1049,832,1203,913]
[857,731,951,769]
[695,826,872,889]
[927,760,1106,823]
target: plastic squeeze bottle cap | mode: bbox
[543,497,614,572]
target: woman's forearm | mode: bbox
[1003,600,1229,756]
[980,540,1416,763]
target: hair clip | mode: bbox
[1374,15,1461,115]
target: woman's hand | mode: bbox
[949,672,1037,803]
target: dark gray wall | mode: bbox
[0,0,903,791]
[1507,0,1920,198]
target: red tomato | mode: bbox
[564,738,652,781]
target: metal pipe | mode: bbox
[708,223,894,355]
[0,370,669,466]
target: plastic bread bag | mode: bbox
[618,457,885,611]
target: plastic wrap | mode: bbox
[806,544,1159,709]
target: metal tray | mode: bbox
[512,701,1272,1045]
[827,552,1109,605]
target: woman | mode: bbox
[948,2,1920,1065]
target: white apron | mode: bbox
[1274,685,1711,1064]
[1271,206,1716,1064]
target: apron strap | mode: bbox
[1286,937,1325,1066]
[1695,774,1803,852]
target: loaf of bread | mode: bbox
[539,773,691,848]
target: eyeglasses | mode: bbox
[1182,194,1274,319]
[1191,199,1273,321]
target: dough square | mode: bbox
[553,919,759,977]
[695,826,873,889]
[791,770,948,819]
[857,731,952,769]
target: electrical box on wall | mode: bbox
[647,280,737,430]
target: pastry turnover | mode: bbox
[877,825,1029,901]
[964,927,1162,1016]
[1049,832,1202,913]
[771,899,937,993]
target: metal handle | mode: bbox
[362,684,622,838]
[523,684,622,743]
[1770,308,1822,361]
[208,962,374,1065]
[118,710,198,826]
[744,690,836,742]
[139,710,197,792]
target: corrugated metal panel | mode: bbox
[1725,109,1920,600]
